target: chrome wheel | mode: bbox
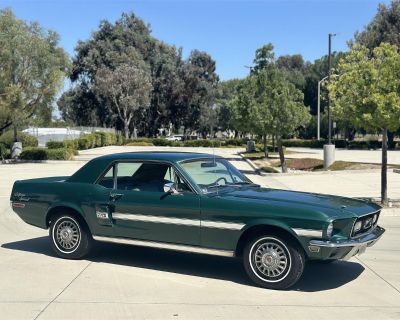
[53,217,81,253]
[254,241,288,277]
[249,237,291,283]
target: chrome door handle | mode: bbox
[109,193,123,201]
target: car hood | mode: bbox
[216,186,381,218]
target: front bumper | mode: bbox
[308,225,385,260]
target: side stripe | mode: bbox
[112,212,244,230]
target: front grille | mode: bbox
[351,211,380,237]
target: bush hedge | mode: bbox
[0,142,9,159]
[19,147,75,160]
[281,139,382,150]
[0,131,38,148]
[46,141,65,149]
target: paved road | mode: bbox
[1,150,400,319]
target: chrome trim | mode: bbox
[93,236,235,257]
[201,220,244,230]
[292,228,323,238]
[309,225,385,249]
[112,212,244,230]
[113,213,200,227]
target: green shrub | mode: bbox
[183,139,222,147]
[46,148,75,160]
[223,138,247,146]
[19,147,47,160]
[152,138,175,146]
[63,139,78,149]
[0,142,9,159]
[116,134,124,145]
[46,141,65,149]
[19,147,74,160]
[347,140,380,150]
[0,131,38,148]
[126,141,154,146]
[282,139,325,148]
[77,136,92,150]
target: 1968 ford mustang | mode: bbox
[10,152,385,289]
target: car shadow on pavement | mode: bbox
[2,236,364,292]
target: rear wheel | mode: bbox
[49,213,92,259]
[243,234,305,290]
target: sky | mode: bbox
[1,0,391,81]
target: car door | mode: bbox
[104,161,200,245]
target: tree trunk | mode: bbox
[262,134,268,158]
[272,134,276,152]
[381,127,388,205]
[13,125,18,143]
[278,137,288,173]
[387,130,396,150]
[124,121,129,140]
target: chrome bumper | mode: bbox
[309,225,385,260]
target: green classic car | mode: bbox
[10,152,385,289]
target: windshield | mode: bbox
[179,158,252,193]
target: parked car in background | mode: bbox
[165,135,183,141]
[10,152,385,289]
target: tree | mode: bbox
[354,0,400,49]
[232,45,310,171]
[176,50,218,135]
[354,0,400,148]
[328,43,400,204]
[0,9,70,140]
[94,63,152,139]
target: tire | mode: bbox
[243,233,305,290]
[309,259,337,264]
[49,212,92,259]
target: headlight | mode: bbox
[354,220,362,232]
[326,223,334,237]
[373,214,378,224]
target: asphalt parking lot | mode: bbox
[1,150,400,320]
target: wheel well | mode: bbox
[46,206,89,232]
[235,224,304,257]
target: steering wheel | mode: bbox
[212,177,228,186]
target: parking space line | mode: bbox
[33,262,92,320]
[355,257,400,295]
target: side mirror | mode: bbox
[163,182,179,195]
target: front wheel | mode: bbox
[243,234,305,290]
[49,213,92,259]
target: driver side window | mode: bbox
[98,161,193,193]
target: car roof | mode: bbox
[67,152,221,183]
[96,151,220,162]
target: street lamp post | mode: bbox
[323,33,336,168]
[328,33,336,144]
[317,75,328,140]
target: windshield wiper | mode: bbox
[228,182,260,187]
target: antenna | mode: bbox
[211,126,218,196]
